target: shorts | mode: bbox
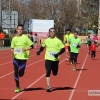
[70,52,78,63]
[65,46,70,52]
[87,44,91,46]
[45,60,59,77]
[94,42,97,44]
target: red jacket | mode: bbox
[90,44,97,51]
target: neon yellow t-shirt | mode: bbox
[64,33,74,46]
[69,37,81,53]
[42,37,64,61]
[11,34,33,60]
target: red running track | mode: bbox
[0,45,100,100]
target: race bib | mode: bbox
[48,51,56,58]
[73,43,78,47]
[14,48,22,54]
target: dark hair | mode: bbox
[67,29,71,32]
[30,32,32,35]
[49,27,55,31]
[74,31,78,34]
[35,33,37,36]
[17,24,24,28]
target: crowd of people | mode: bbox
[10,24,99,93]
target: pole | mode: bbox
[9,0,11,36]
[0,0,2,27]
[64,26,65,35]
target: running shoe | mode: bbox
[73,67,76,71]
[70,61,73,64]
[46,86,52,92]
[14,87,21,93]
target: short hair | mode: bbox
[74,31,78,34]
[17,24,24,29]
[67,29,71,32]
[35,33,37,36]
[49,27,55,32]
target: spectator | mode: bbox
[0,31,5,48]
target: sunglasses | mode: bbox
[49,31,55,33]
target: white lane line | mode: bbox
[0,61,13,65]
[68,53,88,100]
[0,55,12,58]
[0,59,44,79]
[0,52,44,66]
[11,59,66,100]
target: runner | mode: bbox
[28,32,34,42]
[33,33,38,49]
[90,41,98,59]
[36,28,65,92]
[64,29,73,63]
[10,24,33,93]
[92,34,98,44]
[86,33,92,54]
[68,31,82,70]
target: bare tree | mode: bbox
[11,0,83,32]
[12,0,30,25]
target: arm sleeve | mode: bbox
[38,40,46,52]
[39,46,45,52]
[59,48,65,55]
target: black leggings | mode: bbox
[91,50,96,58]
[70,52,78,63]
[45,60,59,77]
[13,58,27,87]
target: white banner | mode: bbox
[29,19,54,38]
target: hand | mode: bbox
[37,51,41,55]
[54,53,59,58]
[22,48,26,52]
[11,49,14,54]
[77,45,80,48]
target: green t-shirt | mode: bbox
[11,34,33,60]
[42,37,64,61]
[87,37,92,44]
[69,37,81,53]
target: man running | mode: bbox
[11,24,33,93]
[64,29,73,63]
[37,28,65,92]
[68,31,82,70]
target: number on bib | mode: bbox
[48,52,56,58]
[73,43,78,47]
[14,48,22,54]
